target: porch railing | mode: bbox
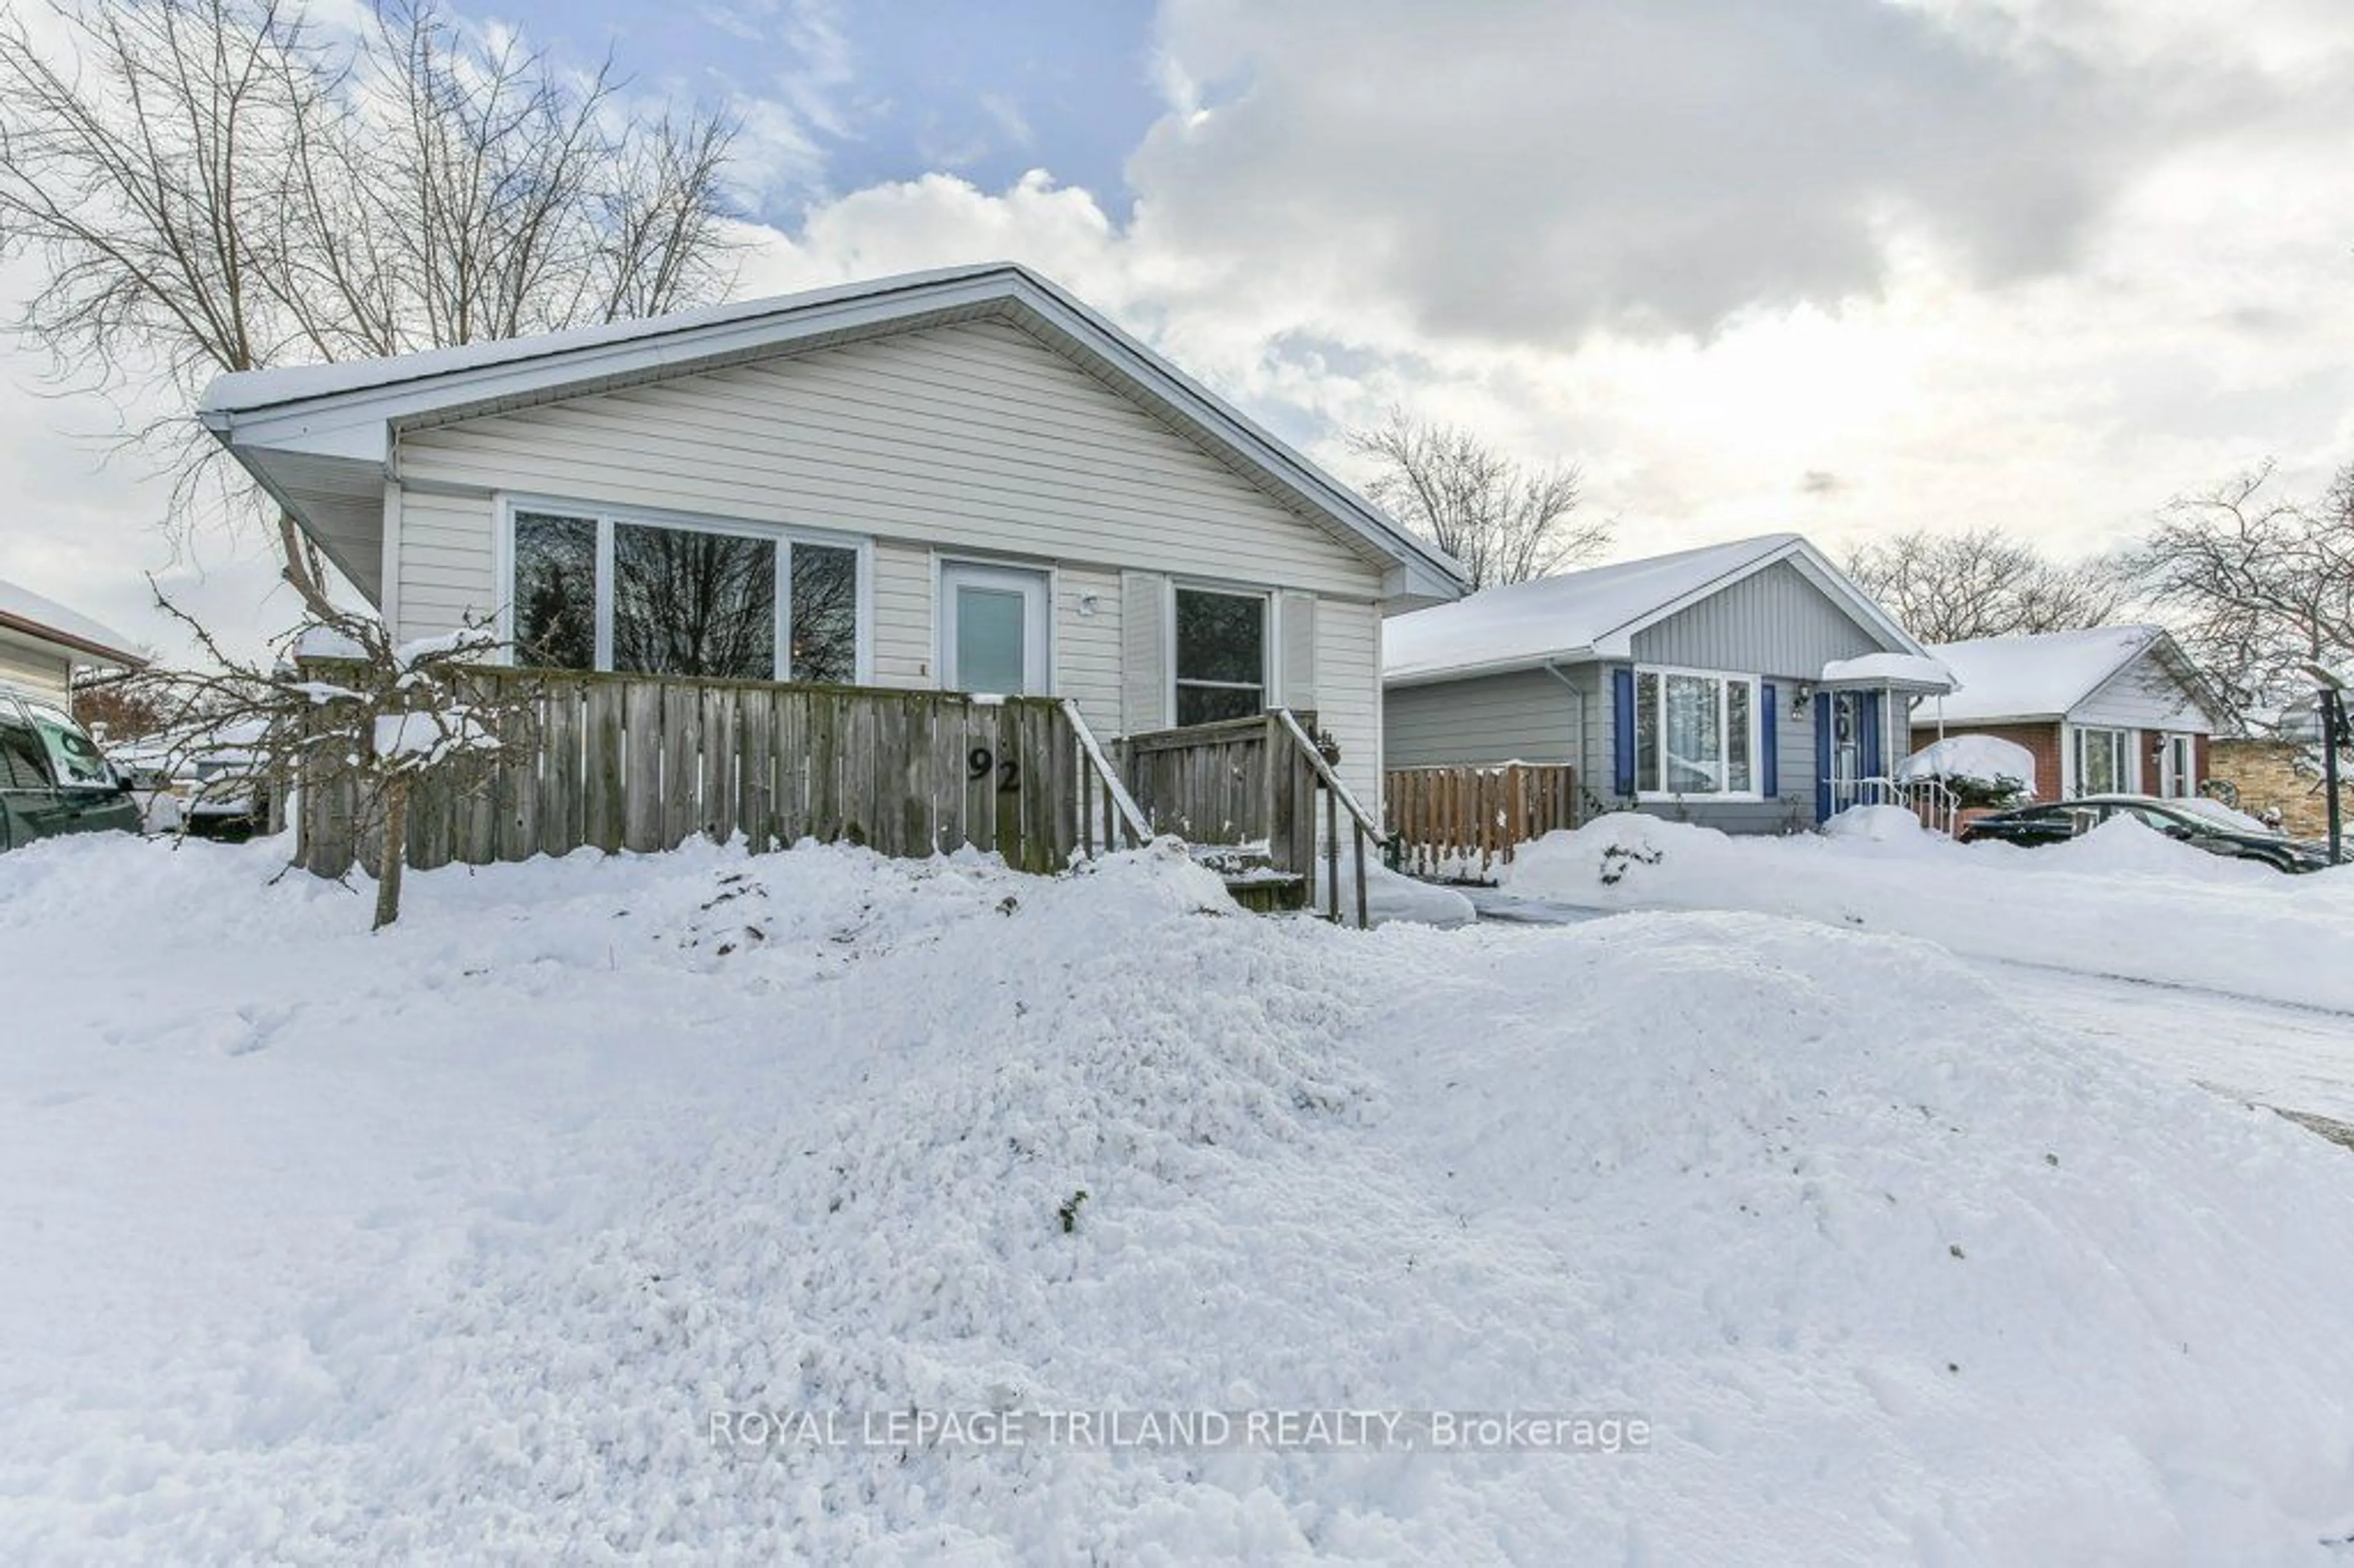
[1118,708,1379,926]
[1849,775,1961,837]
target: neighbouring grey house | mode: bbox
[1382,534,1953,833]
[196,263,1462,812]
[0,578,146,705]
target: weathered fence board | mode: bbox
[295,665,1097,880]
[1385,763,1579,879]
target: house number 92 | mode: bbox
[967,746,1020,791]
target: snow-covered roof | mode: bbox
[1383,533,1922,684]
[1821,652,1956,692]
[200,262,1465,608]
[0,577,145,666]
[1923,626,2185,724]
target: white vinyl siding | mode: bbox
[1056,565,1124,740]
[1312,598,1382,805]
[0,632,73,704]
[384,318,1394,778]
[2072,645,2215,735]
[392,318,1381,645]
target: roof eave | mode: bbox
[0,609,147,668]
[1382,647,1596,688]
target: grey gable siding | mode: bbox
[1629,561,1882,671]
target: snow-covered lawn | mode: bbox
[5,831,2354,1561]
[1506,810,2354,1014]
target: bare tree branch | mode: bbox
[1345,408,1609,590]
[1843,527,2128,645]
[2121,462,2354,731]
[0,0,743,561]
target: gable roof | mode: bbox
[0,577,145,668]
[1923,626,2212,725]
[1382,533,1925,685]
[197,262,1465,607]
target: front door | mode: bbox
[940,563,1050,696]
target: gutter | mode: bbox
[0,610,147,668]
[1384,646,1596,689]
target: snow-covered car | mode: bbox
[0,689,141,849]
[1959,794,2336,873]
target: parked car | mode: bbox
[1959,793,2336,873]
[0,688,142,848]
[108,724,272,840]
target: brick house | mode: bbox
[1908,626,2219,799]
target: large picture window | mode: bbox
[1634,668,1758,796]
[2073,726,2130,796]
[508,506,862,683]
[1173,587,1267,726]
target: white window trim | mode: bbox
[1632,663,1764,803]
[494,493,874,684]
[2065,723,2133,797]
[1167,578,1275,724]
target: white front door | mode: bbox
[940,563,1050,696]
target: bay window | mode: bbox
[1173,586,1267,726]
[508,504,863,683]
[1634,667,1758,796]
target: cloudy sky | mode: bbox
[5,0,2353,660]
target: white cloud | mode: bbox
[8,0,2354,674]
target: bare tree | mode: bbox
[1346,409,1607,590]
[1843,528,2128,644]
[132,536,535,929]
[2122,462,2354,729]
[0,0,740,547]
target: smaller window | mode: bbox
[790,542,859,683]
[1173,587,1267,726]
[512,511,598,670]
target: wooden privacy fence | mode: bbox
[1385,763,1579,879]
[296,664,1141,879]
[1121,710,1322,879]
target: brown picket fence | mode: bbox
[1385,763,1579,879]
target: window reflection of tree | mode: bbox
[613,525,775,680]
[790,545,858,683]
[513,514,597,670]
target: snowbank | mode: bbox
[1327,852,1477,927]
[4,832,2354,1561]
[1505,813,2354,1011]
[1821,803,1929,842]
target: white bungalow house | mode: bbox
[196,263,1463,820]
[1910,626,2221,800]
[0,578,147,705]
[1383,534,1953,832]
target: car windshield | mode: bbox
[23,702,116,790]
[2168,796,2280,837]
